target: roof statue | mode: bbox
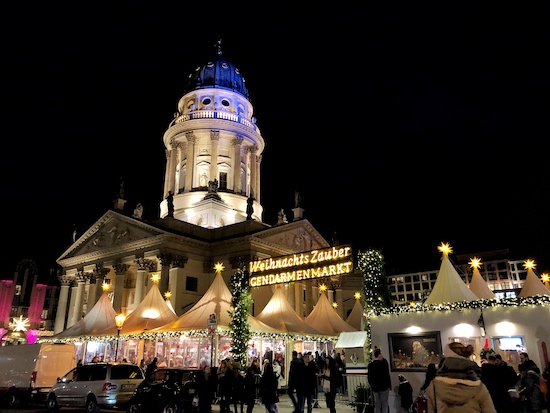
[346,292,365,330]
[468,257,496,300]
[305,286,357,336]
[423,243,479,305]
[255,285,323,336]
[518,260,550,297]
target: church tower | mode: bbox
[160,40,264,228]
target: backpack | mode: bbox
[539,376,548,395]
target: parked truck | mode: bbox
[0,342,76,408]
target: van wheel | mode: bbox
[127,401,142,413]
[47,394,59,413]
[7,390,21,409]
[85,396,99,413]
[162,404,180,413]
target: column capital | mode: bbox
[58,274,73,287]
[232,136,244,146]
[185,131,197,143]
[157,252,175,267]
[135,257,157,272]
[171,255,188,269]
[210,130,220,141]
[113,261,129,275]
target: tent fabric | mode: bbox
[255,285,324,336]
[519,268,550,297]
[305,290,357,336]
[152,271,285,335]
[54,291,117,337]
[423,254,479,305]
[469,268,496,300]
[346,299,365,330]
[115,282,179,335]
[335,331,369,348]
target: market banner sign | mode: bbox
[249,245,353,287]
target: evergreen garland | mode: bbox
[229,265,252,369]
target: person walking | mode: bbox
[367,348,392,413]
[319,356,343,413]
[244,364,258,413]
[397,374,413,413]
[233,362,246,413]
[272,359,284,390]
[297,352,318,413]
[218,359,235,413]
[259,362,279,413]
[427,342,495,413]
[198,365,218,413]
[518,364,545,413]
[145,357,158,380]
[288,350,302,413]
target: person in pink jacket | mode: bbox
[427,342,496,413]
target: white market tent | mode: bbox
[423,245,479,305]
[152,270,284,335]
[519,266,550,297]
[255,285,324,336]
[305,289,357,336]
[346,297,365,330]
[53,291,117,338]
[469,263,496,300]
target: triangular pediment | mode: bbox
[58,210,167,264]
[252,219,329,253]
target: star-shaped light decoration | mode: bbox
[102,282,110,291]
[151,273,161,283]
[541,273,549,284]
[438,242,453,256]
[10,315,30,332]
[354,292,361,300]
[469,257,482,269]
[214,262,225,273]
[319,284,328,292]
[332,302,338,309]
[164,291,172,299]
[523,259,536,270]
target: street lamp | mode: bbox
[115,313,126,362]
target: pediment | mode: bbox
[58,210,166,262]
[253,220,330,252]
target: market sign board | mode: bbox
[249,245,353,287]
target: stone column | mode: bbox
[167,139,178,195]
[112,262,129,313]
[54,275,73,333]
[163,147,172,198]
[178,142,187,193]
[134,258,147,306]
[157,253,174,295]
[249,146,258,199]
[232,137,243,194]
[255,152,261,204]
[336,287,344,319]
[169,255,188,312]
[66,281,79,328]
[184,132,197,192]
[286,283,295,308]
[294,282,303,316]
[305,283,314,316]
[70,269,90,326]
[92,264,110,306]
[210,131,220,182]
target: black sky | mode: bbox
[1,2,549,278]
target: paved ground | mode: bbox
[3,392,361,413]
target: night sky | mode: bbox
[1,2,548,278]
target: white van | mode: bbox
[0,342,76,408]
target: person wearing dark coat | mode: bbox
[420,363,437,393]
[296,352,318,413]
[287,351,302,413]
[244,365,258,413]
[198,366,218,413]
[481,355,516,413]
[233,363,246,413]
[397,374,413,413]
[145,357,158,380]
[218,360,236,413]
[319,356,343,413]
[367,348,392,413]
[259,363,279,413]
[518,364,545,413]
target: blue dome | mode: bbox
[183,46,249,99]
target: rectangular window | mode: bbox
[186,276,198,292]
[219,172,228,190]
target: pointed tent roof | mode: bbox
[54,291,117,338]
[115,281,179,335]
[468,260,496,300]
[255,285,324,336]
[423,243,479,305]
[152,271,283,335]
[519,266,550,297]
[346,297,365,330]
[305,290,357,336]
